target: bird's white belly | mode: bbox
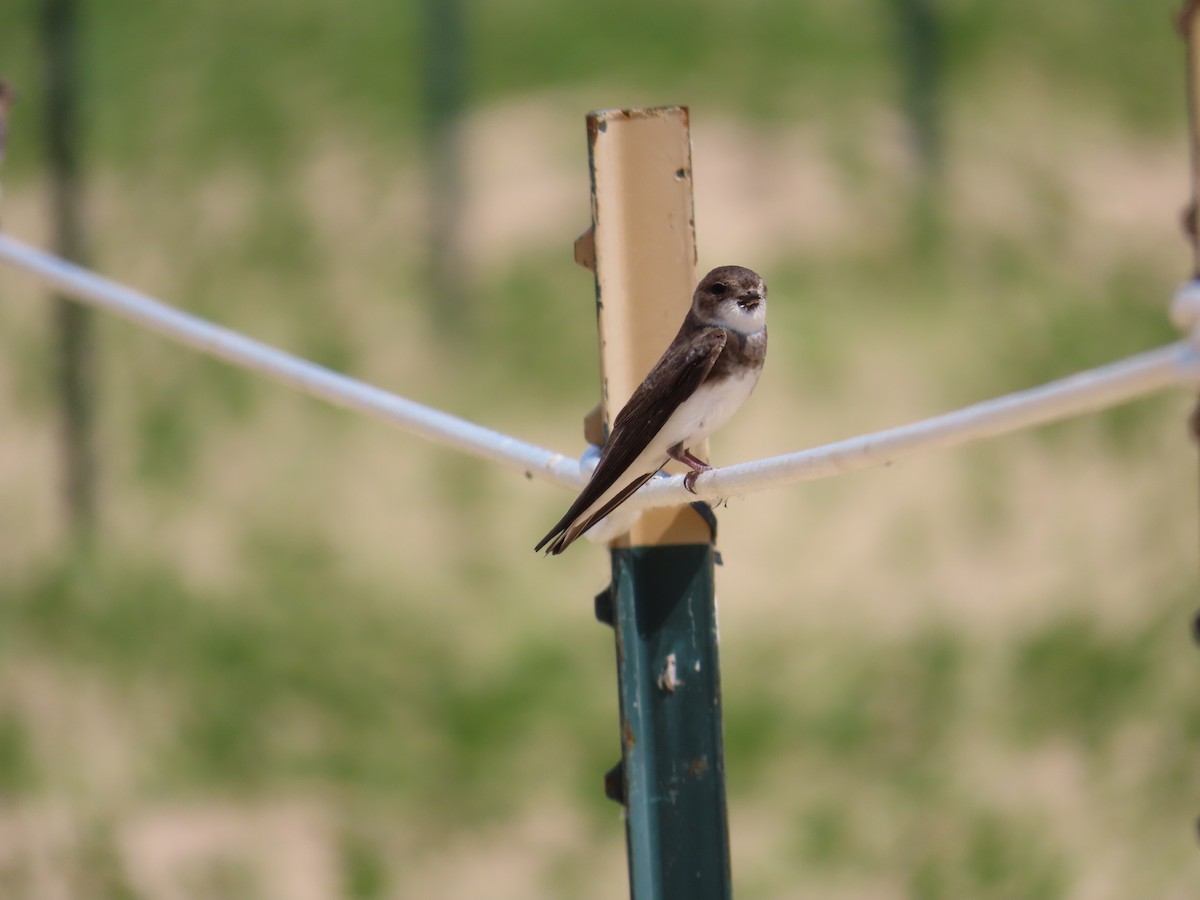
[573,369,760,538]
[658,369,760,451]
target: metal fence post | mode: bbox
[42,0,97,545]
[1174,0,1200,842]
[580,106,732,900]
[420,0,469,332]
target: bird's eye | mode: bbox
[709,282,728,296]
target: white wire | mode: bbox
[3,232,1198,511]
[0,233,585,490]
[625,341,1200,511]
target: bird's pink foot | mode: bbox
[670,445,711,494]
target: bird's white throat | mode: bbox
[706,299,766,335]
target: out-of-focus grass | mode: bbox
[2,552,1196,896]
[0,0,1186,179]
[0,548,615,821]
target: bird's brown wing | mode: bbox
[535,325,727,553]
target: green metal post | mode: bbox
[601,544,732,899]
[891,0,942,180]
[420,0,468,332]
[891,0,943,256]
[42,0,97,545]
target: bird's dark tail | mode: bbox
[535,472,655,555]
[534,525,566,554]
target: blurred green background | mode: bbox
[1,0,1199,897]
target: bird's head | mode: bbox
[693,265,767,335]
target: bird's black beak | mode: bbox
[736,291,762,311]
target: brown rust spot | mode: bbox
[586,113,604,143]
[687,757,709,778]
[622,718,636,750]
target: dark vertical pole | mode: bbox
[0,82,12,172]
[1181,1,1200,279]
[42,0,97,545]
[890,0,943,255]
[1178,0,1200,840]
[420,0,469,333]
[606,545,731,899]
[892,0,942,181]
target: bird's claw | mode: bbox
[683,471,700,494]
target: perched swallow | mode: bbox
[536,265,768,555]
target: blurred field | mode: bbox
[1,1,1200,898]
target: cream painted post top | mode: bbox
[583,105,712,548]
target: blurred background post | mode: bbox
[890,0,944,257]
[42,0,97,547]
[420,0,469,335]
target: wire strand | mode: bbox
[3,233,1198,509]
[627,341,1200,510]
[0,233,585,490]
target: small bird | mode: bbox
[536,265,768,555]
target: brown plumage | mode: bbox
[537,265,768,554]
